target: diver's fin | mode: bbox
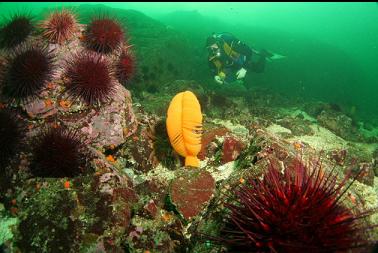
[270,53,286,60]
[253,48,286,61]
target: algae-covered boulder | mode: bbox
[14,167,137,253]
[0,6,139,253]
[317,110,362,142]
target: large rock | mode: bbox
[61,85,137,148]
[317,110,362,142]
[0,7,139,253]
[170,169,215,220]
[198,127,230,160]
[14,160,137,253]
[21,81,138,150]
[276,116,315,136]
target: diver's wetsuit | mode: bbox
[207,32,267,83]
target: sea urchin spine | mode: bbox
[0,14,34,49]
[116,48,135,84]
[31,127,88,178]
[0,56,6,84]
[64,52,115,105]
[2,45,55,102]
[40,9,78,44]
[0,109,23,169]
[84,16,124,54]
[217,158,376,253]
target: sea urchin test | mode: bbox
[166,90,202,168]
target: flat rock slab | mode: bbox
[222,136,245,164]
[170,169,215,220]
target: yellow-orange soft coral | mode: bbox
[166,91,202,168]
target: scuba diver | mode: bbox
[206,32,284,85]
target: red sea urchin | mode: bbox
[64,52,115,105]
[84,16,124,54]
[217,158,376,253]
[40,9,78,44]
[31,127,89,178]
[0,109,23,168]
[116,48,135,84]
[2,45,55,102]
[0,14,34,49]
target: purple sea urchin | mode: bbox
[31,127,89,178]
[84,16,124,54]
[216,158,376,252]
[0,109,23,168]
[64,51,115,105]
[0,14,34,49]
[2,45,55,102]
[40,9,78,44]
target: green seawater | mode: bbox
[1,2,378,124]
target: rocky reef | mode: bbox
[0,4,377,253]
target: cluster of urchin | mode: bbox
[0,9,135,177]
[0,9,135,105]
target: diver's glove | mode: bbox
[214,75,224,84]
[215,71,226,84]
[236,68,247,79]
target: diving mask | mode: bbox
[208,45,221,62]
